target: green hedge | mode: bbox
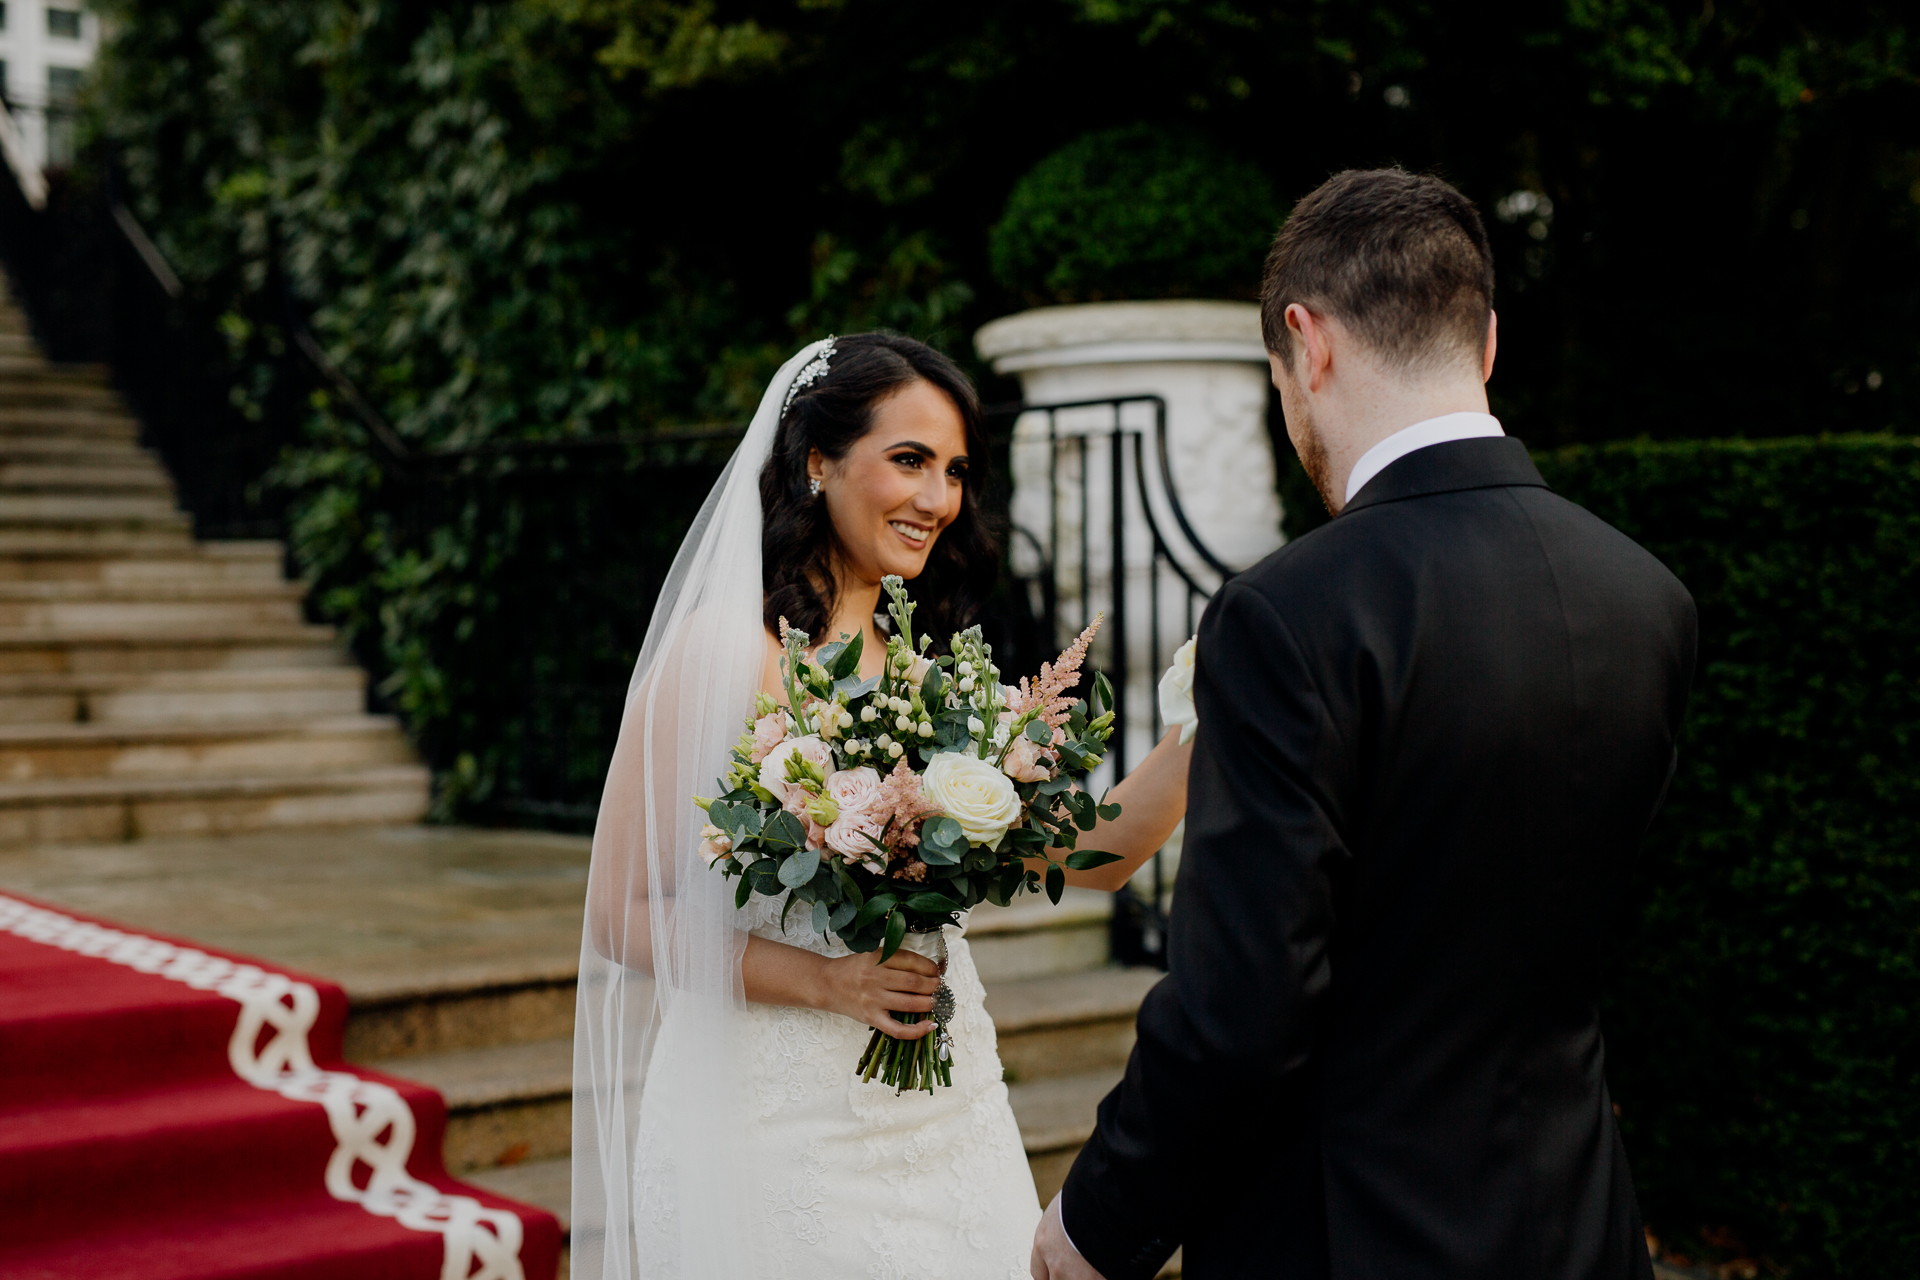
[988,124,1278,306]
[1535,436,1920,1277]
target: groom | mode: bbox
[1031,169,1696,1279]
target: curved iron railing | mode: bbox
[988,393,1255,965]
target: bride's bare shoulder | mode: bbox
[759,626,786,699]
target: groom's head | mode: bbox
[1261,169,1496,510]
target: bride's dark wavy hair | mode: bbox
[760,332,998,647]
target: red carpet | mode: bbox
[0,891,562,1280]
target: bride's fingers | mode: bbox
[872,1011,937,1039]
[877,989,936,1014]
[880,951,940,978]
[878,969,941,996]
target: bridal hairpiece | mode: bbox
[782,336,838,415]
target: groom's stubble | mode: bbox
[1276,361,1338,514]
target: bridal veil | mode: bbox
[572,341,830,1278]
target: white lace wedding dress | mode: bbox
[632,895,1041,1278]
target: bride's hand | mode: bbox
[818,949,941,1038]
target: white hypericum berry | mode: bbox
[877,734,893,749]
[895,714,912,732]
[888,742,904,758]
[861,705,878,723]
[839,708,854,728]
[917,722,933,738]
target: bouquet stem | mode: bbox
[856,1014,953,1093]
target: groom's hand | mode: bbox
[1031,1192,1107,1280]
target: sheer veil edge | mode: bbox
[571,341,832,1279]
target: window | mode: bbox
[47,8,82,39]
[47,66,82,104]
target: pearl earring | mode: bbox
[809,478,823,497]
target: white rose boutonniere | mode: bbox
[1157,634,1199,745]
[920,749,1021,848]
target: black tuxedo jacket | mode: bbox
[1061,438,1696,1280]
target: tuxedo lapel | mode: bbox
[1341,436,1548,515]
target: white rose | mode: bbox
[1157,635,1199,745]
[920,750,1021,848]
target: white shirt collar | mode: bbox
[1342,411,1505,506]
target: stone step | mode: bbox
[0,493,181,525]
[984,965,1163,1084]
[0,763,429,845]
[0,357,112,385]
[0,542,287,585]
[0,525,196,556]
[0,461,174,493]
[0,408,140,439]
[966,886,1111,982]
[0,623,343,674]
[0,384,121,411]
[0,666,366,726]
[0,595,306,631]
[0,713,416,783]
[367,1037,573,1175]
[0,436,156,464]
[1010,1064,1124,1205]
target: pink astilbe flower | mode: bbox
[877,758,943,851]
[1016,615,1103,729]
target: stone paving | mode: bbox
[0,824,590,1002]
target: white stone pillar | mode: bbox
[974,302,1285,889]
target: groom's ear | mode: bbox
[1482,311,1498,384]
[1285,303,1335,393]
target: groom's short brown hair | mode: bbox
[1261,169,1494,375]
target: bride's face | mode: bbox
[809,378,970,587]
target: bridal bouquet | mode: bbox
[696,575,1120,1092]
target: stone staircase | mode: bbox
[0,291,429,843]
[350,886,1165,1274]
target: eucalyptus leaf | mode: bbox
[1037,775,1072,796]
[763,810,806,849]
[920,663,946,705]
[1045,863,1065,905]
[1065,849,1123,870]
[905,891,963,916]
[1096,802,1122,821]
[780,892,802,932]
[919,839,962,866]
[1025,718,1052,744]
[812,899,831,935]
[778,850,818,889]
[922,815,965,850]
[830,629,864,678]
[734,874,753,909]
[829,899,858,931]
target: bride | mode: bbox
[573,334,1193,1278]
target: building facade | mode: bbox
[0,1,99,169]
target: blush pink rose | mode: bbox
[757,734,836,808]
[824,767,886,864]
[748,712,789,763]
[1001,735,1054,784]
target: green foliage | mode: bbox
[988,124,1278,305]
[1538,436,1920,1278]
